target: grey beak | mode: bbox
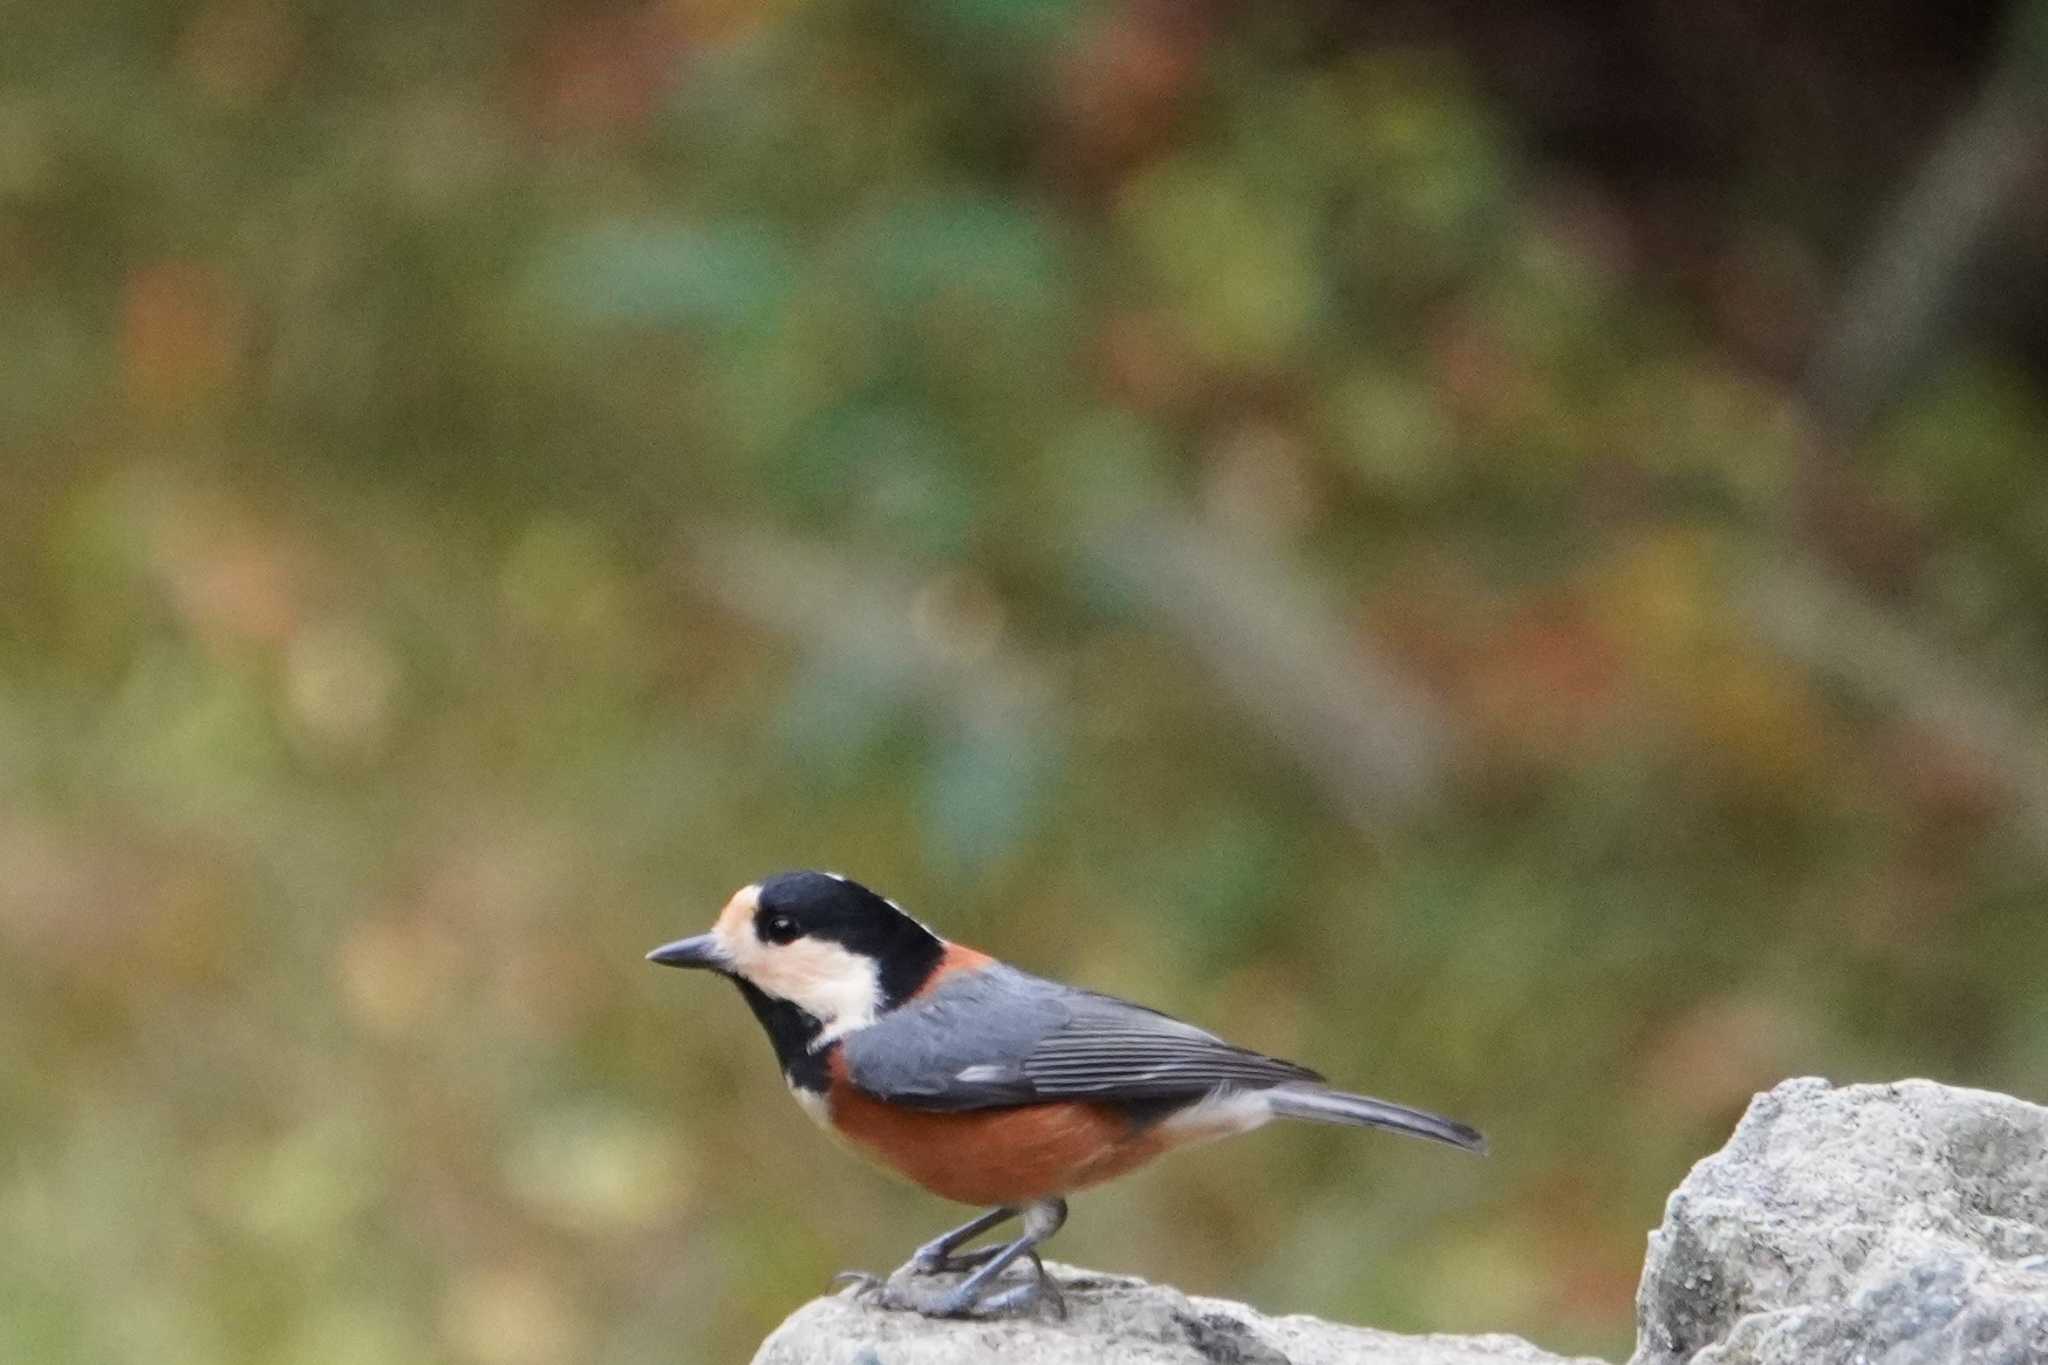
[646,934,727,970]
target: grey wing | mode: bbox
[842,964,1323,1112]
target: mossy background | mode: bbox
[5,3,2048,1362]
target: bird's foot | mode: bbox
[831,1256,1064,1319]
[838,1198,1069,1319]
[906,1243,1005,1276]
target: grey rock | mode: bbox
[1631,1077,2048,1365]
[751,1263,1603,1365]
[752,1078,2048,1365]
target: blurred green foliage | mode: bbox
[3,2,2048,1363]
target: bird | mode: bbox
[647,869,1485,1318]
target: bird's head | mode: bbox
[647,870,944,1042]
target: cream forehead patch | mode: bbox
[713,883,761,932]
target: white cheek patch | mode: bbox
[740,938,883,1045]
[708,884,883,1043]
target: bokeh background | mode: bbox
[7,1,2048,1361]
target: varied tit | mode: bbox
[648,870,1484,1318]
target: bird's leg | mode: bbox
[884,1198,1069,1318]
[905,1205,1018,1274]
[832,1205,1020,1298]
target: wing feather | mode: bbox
[842,966,1321,1111]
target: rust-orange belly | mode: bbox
[820,1055,1172,1206]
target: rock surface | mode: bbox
[751,1078,2048,1365]
[752,1264,1603,1365]
[1631,1077,2048,1365]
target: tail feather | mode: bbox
[1267,1084,1487,1153]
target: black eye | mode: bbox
[759,912,802,945]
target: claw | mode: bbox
[831,1270,885,1299]
[840,1277,958,1317]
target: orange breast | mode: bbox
[822,1053,1175,1206]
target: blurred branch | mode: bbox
[1773,9,2048,862]
[1735,552,2048,858]
[680,514,1457,838]
[1805,12,2048,439]
[675,522,1053,738]
[1082,509,1456,831]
